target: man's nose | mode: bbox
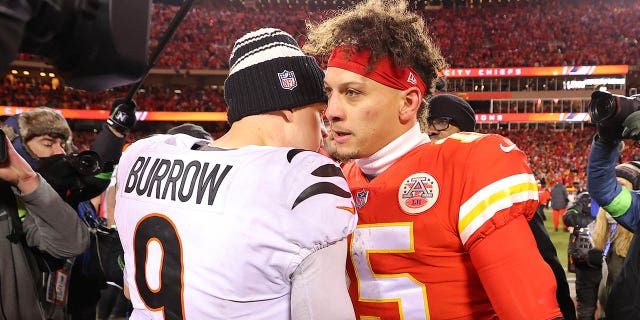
[52,143,66,155]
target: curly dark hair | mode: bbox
[303,0,448,94]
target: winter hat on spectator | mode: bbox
[615,161,640,190]
[427,94,476,132]
[224,28,326,125]
[167,123,213,141]
[1,107,72,169]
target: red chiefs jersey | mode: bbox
[343,132,559,319]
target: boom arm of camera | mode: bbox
[124,0,196,104]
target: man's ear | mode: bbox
[399,88,422,124]
[279,109,295,122]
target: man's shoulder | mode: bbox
[431,132,517,151]
[404,133,524,170]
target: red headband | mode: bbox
[327,45,427,99]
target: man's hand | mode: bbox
[596,122,623,146]
[0,136,39,193]
[107,98,137,135]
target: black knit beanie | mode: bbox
[427,94,476,132]
[224,28,326,125]
[616,161,640,190]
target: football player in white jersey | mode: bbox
[114,28,357,320]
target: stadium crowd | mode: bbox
[110,0,640,69]
[14,0,640,70]
[0,74,606,114]
[1,75,226,112]
[3,0,640,318]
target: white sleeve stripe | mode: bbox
[229,44,305,74]
[459,173,538,215]
[458,173,538,245]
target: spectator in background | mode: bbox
[564,192,601,320]
[0,111,89,319]
[418,93,476,140]
[551,180,570,232]
[304,0,562,318]
[592,161,639,319]
[538,180,551,221]
[418,90,576,319]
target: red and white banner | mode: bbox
[443,65,628,78]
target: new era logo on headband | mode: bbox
[407,72,417,85]
[278,70,297,90]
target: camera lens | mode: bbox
[70,151,103,176]
[589,91,617,123]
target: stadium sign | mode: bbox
[443,65,628,78]
[475,112,591,123]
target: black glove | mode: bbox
[621,110,640,140]
[586,248,603,268]
[107,98,137,135]
[596,121,623,146]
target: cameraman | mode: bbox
[1,103,135,319]
[563,192,602,320]
[587,91,640,318]
[587,91,640,232]
[0,128,89,319]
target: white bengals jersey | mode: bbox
[114,134,357,320]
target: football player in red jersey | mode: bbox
[304,0,563,319]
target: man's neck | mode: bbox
[356,123,429,178]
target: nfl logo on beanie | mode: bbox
[224,28,326,125]
[278,70,297,90]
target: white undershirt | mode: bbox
[356,123,430,178]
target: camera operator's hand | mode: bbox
[0,136,39,194]
[622,111,640,140]
[596,122,623,146]
[107,98,137,136]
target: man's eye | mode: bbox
[345,88,359,96]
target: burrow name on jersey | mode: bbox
[124,156,233,205]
